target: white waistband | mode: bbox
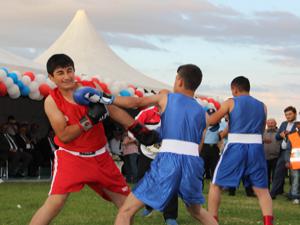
[228,133,262,144]
[58,146,106,157]
[160,139,199,156]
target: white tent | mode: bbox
[0,48,44,72]
[35,10,170,90]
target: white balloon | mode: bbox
[21,76,31,85]
[196,99,205,106]
[8,84,19,95]
[207,103,216,110]
[136,87,145,94]
[46,79,56,89]
[9,92,21,99]
[102,77,113,86]
[92,75,102,81]
[110,86,121,95]
[202,99,208,106]
[11,71,22,80]
[127,87,135,95]
[35,74,47,84]
[4,77,14,88]
[0,68,7,76]
[144,92,153,97]
[29,91,42,100]
[29,81,39,92]
[0,70,6,82]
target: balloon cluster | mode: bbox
[87,75,146,98]
[0,68,56,100]
[196,96,221,111]
[0,68,151,101]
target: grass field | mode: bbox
[0,181,299,225]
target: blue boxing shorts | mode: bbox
[212,142,268,188]
[133,152,205,211]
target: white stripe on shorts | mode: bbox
[48,150,58,195]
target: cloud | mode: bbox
[266,46,300,67]
[1,0,300,67]
[102,33,167,51]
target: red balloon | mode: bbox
[0,82,7,96]
[99,82,108,91]
[207,98,215,103]
[214,101,221,110]
[135,90,143,97]
[128,84,136,90]
[23,71,35,81]
[39,84,51,97]
[75,76,81,82]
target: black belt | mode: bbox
[204,143,218,147]
[79,151,96,156]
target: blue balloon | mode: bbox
[119,89,131,97]
[17,80,24,89]
[21,85,30,96]
[203,106,209,112]
[8,72,18,83]
[1,67,9,75]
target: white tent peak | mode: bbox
[35,9,169,90]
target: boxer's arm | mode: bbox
[44,96,82,143]
[113,93,168,113]
[208,99,232,125]
[107,105,135,129]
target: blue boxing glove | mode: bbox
[73,87,115,106]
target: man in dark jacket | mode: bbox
[270,106,297,199]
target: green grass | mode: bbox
[0,181,299,225]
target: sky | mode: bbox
[0,0,299,123]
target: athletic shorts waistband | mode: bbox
[58,146,106,157]
[228,133,262,144]
[159,139,199,156]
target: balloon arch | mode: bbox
[0,67,222,110]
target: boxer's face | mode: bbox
[49,66,76,90]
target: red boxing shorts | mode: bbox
[49,148,130,201]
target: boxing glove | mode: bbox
[79,103,109,131]
[128,121,160,146]
[74,87,115,106]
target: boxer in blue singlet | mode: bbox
[207,76,274,225]
[111,64,218,225]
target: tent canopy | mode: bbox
[0,48,44,72]
[35,10,170,90]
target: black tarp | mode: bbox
[0,96,50,139]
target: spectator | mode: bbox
[270,106,297,199]
[109,125,124,156]
[201,108,222,179]
[286,121,300,204]
[15,123,43,176]
[1,123,32,177]
[6,115,18,136]
[122,132,139,183]
[263,119,281,189]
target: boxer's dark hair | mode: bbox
[231,76,250,92]
[177,64,202,91]
[47,54,75,75]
